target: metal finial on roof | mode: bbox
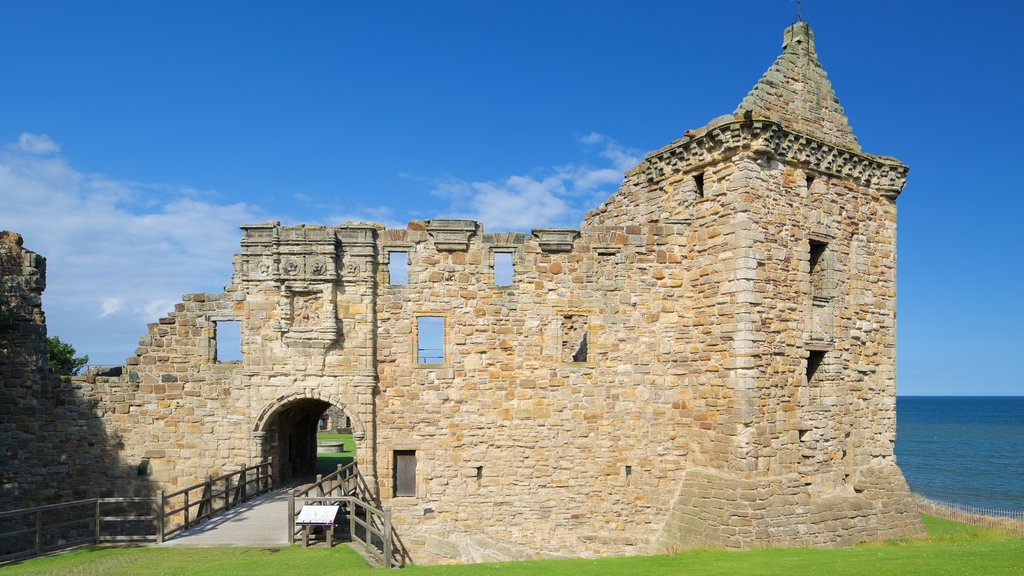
[794,0,804,23]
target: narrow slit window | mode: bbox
[808,240,833,301]
[806,173,816,192]
[388,251,409,285]
[808,240,826,278]
[693,172,705,198]
[562,315,589,363]
[417,316,444,364]
[806,350,825,383]
[394,450,416,497]
[214,320,242,363]
[493,252,514,286]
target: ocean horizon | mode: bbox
[895,395,1024,511]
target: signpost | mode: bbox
[295,505,340,547]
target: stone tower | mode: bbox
[587,20,921,548]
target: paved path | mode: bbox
[160,490,290,547]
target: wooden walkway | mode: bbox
[160,489,290,547]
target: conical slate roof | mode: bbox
[736,21,860,152]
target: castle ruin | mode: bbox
[1,22,924,563]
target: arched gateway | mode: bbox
[253,390,371,484]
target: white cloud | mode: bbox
[100,297,122,317]
[1,134,262,365]
[16,133,60,155]
[431,134,642,231]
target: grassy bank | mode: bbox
[1,516,1020,575]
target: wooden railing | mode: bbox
[289,463,406,567]
[0,497,154,563]
[156,459,272,543]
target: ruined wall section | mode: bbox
[0,232,150,509]
[374,219,701,562]
[117,290,248,487]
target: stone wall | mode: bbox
[0,232,150,512]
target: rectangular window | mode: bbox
[693,172,705,198]
[215,320,242,363]
[493,251,513,286]
[394,450,416,497]
[562,315,589,362]
[806,350,825,383]
[808,239,837,301]
[417,316,444,364]
[388,251,409,285]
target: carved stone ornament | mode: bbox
[643,119,908,198]
[426,220,478,251]
[532,228,581,253]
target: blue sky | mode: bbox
[1,1,1022,395]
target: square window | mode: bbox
[493,252,514,286]
[388,251,409,285]
[417,316,444,364]
[562,315,589,363]
[215,320,242,363]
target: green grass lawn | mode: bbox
[1,516,1019,576]
[315,433,355,474]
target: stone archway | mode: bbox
[253,389,375,487]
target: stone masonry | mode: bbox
[0,21,923,563]
[0,232,150,511]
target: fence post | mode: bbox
[240,466,247,503]
[156,490,165,544]
[204,475,213,518]
[287,490,295,545]
[349,499,356,544]
[383,507,392,568]
[95,500,102,544]
[184,489,190,528]
[34,509,42,556]
[267,457,274,491]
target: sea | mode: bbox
[895,396,1024,511]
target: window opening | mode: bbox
[493,252,514,286]
[562,315,589,362]
[476,466,483,481]
[394,450,417,497]
[806,350,825,383]
[808,240,826,278]
[388,251,409,285]
[693,172,705,198]
[806,173,816,191]
[417,316,444,364]
[214,320,242,363]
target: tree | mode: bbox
[47,336,89,375]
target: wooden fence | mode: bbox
[0,497,154,563]
[914,494,1024,531]
[289,463,406,567]
[156,459,273,543]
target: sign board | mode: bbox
[296,505,340,525]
